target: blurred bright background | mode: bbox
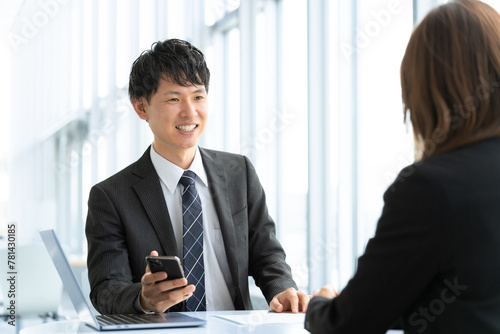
[0,0,499,331]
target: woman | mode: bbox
[305,1,500,333]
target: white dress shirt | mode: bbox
[150,145,235,311]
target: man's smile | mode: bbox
[175,124,198,132]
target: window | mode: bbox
[355,0,414,262]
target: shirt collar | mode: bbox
[150,145,208,194]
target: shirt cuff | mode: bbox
[133,291,154,314]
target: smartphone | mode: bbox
[145,255,185,281]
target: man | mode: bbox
[86,39,309,315]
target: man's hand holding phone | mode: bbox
[140,250,195,313]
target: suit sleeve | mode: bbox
[305,166,446,333]
[85,184,143,315]
[244,156,298,303]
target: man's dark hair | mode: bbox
[128,39,210,103]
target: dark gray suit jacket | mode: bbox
[305,137,500,333]
[86,147,297,314]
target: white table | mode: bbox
[19,310,404,334]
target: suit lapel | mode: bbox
[200,148,240,292]
[132,147,179,258]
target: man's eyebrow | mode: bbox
[162,88,206,96]
[163,90,181,96]
[192,88,206,94]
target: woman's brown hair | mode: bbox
[401,0,500,159]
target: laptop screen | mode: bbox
[40,229,100,326]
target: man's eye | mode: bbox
[169,98,179,102]
[194,96,205,100]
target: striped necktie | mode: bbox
[179,170,206,311]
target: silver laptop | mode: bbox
[39,229,206,331]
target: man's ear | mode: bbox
[131,97,148,121]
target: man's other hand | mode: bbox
[270,287,311,313]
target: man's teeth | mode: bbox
[176,125,196,131]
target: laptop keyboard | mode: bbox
[97,313,165,325]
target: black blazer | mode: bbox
[86,147,297,314]
[305,137,500,333]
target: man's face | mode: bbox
[135,78,208,162]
